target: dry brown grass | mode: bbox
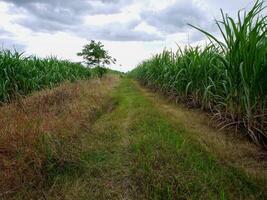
[0,75,120,198]
[137,82,267,179]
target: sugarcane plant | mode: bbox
[0,50,91,103]
[131,0,267,147]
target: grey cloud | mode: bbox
[0,38,26,52]
[1,0,133,32]
[188,30,206,43]
[141,0,210,34]
[16,17,72,33]
[18,14,163,41]
[2,0,163,42]
[78,20,164,41]
[89,27,163,41]
[200,0,254,14]
[0,0,152,42]
[0,28,13,37]
[0,0,222,43]
[189,21,219,43]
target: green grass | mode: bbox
[43,78,266,200]
[0,50,91,102]
[130,0,267,147]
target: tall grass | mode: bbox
[0,50,91,102]
[0,76,119,197]
[131,0,267,146]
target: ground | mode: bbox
[1,76,267,199]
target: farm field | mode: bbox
[0,0,267,199]
[131,1,267,147]
[0,77,266,199]
[0,51,91,103]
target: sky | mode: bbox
[0,0,257,72]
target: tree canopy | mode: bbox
[77,40,116,67]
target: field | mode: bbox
[0,0,267,199]
[0,50,91,103]
[0,76,119,199]
[1,77,266,199]
[131,1,267,147]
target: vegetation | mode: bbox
[77,40,116,78]
[0,50,91,103]
[1,1,267,199]
[131,0,267,147]
[0,76,119,199]
[2,78,265,199]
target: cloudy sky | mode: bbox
[0,0,256,72]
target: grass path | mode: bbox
[138,82,267,178]
[47,78,266,200]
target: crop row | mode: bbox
[0,50,91,102]
[131,1,267,146]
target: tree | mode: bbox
[77,40,116,77]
